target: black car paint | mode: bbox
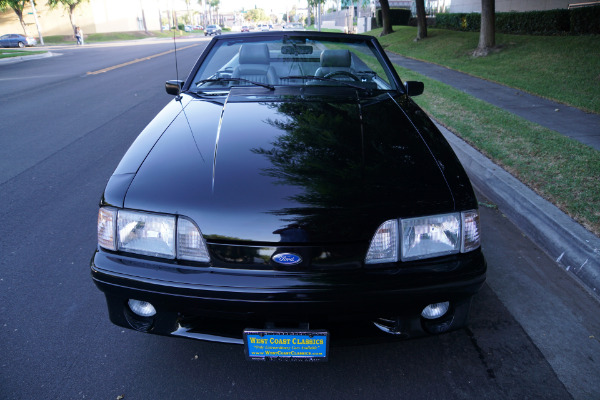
[114,89,463,243]
[92,32,486,344]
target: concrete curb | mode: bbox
[435,122,600,299]
[0,51,55,65]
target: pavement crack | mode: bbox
[465,327,496,380]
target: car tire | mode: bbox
[18,41,25,48]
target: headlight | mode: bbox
[365,210,480,264]
[97,208,210,262]
[401,213,461,261]
[118,210,176,259]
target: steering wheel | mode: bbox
[324,71,360,82]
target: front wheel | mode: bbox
[18,41,25,48]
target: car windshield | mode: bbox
[190,34,398,92]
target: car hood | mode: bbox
[116,89,466,244]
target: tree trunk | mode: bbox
[12,7,27,35]
[379,0,393,36]
[142,8,148,33]
[415,0,427,40]
[68,4,76,34]
[474,0,495,57]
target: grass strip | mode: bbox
[395,65,600,235]
[370,26,600,114]
[0,49,46,59]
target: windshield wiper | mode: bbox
[279,75,367,91]
[194,77,275,90]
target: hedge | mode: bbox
[435,6,600,35]
[570,5,600,34]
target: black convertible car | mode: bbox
[92,31,486,361]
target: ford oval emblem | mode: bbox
[272,253,302,265]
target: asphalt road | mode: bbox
[0,37,598,399]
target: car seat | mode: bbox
[314,49,355,79]
[232,43,279,85]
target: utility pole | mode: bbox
[30,0,44,45]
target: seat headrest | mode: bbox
[239,43,270,65]
[320,50,351,68]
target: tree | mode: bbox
[209,0,219,24]
[378,0,393,36]
[415,0,427,40]
[474,0,495,56]
[0,0,29,35]
[306,0,325,25]
[245,8,267,23]
[47,0,89,34]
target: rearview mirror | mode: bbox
[404,81,424,97]
[165,80,184,96]
[281,45,313,55]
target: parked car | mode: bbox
[92,31,486,361]
[204,24,221,36]
[0,34,37,48]
[241,25,250,32]
[184,25,192,32]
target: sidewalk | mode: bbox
[386,51,600,299]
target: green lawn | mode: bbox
[370,26,600,114]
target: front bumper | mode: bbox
[91,249,486,343]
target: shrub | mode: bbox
[496,9,570,35]
[435,7,597,35]
[435,13,479,31]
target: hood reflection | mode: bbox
[252,95,449,243]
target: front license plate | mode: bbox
[244,329,329,361]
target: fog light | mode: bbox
[128,299,157,317]
[421,302,450,320]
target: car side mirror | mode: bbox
[404,81,424,97]
[165,80,184,96]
